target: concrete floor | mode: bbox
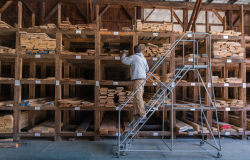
[0,137,249,160]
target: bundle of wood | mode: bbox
[209,30,241,36]
[20,32,56,54]
[122,27,131,32]
[28,119,63,133]
[61,49,95,56]
[0,114,13,133]
[99,114,118,134]
[19,97,55,107]
[29,24,57,30]
[59,98,94,107]
[100,88,108,107]
[0,101,14,107]
[0,46,15,54]
[225,77,242,83]
[140,43,171,58]
[20,111,28,129]
[212,41,244,58]
[117,87,133,107]
[212,120,234,132]
[174,119,198,134]
[177,116,209,133]
[59,21,96,31]
[215,113,243,132]
[106,89,116,107]
[213,98,244,108]
[212,76,226,83]
[100,28,108,31]
[136,20,172,32]
[0,21,13,28]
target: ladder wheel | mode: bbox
[217,152,222,158]
[200,141,204,146]
[120,151,126,156]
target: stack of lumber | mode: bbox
[100,88,108,107]
[209,30,241,36]
[0,21,13,28]
[61,49,95,55]
[19,97,55,107]
[174,119,198,134]
[100,28,108,31]
[99,114,118,134]
[75,116,93,132]
[24,77,55,81]
[106,89,116,107]
[184,54,201,59]
[0,46,15,54]
[0,114,13,133]
[143,93,171,107]
[212,120,235,132]
[29,24,57,29]
[59,21,96,31]
[28,119,63,133]
[20,32,56,54]
[213,98,244,108]
[212,76,226,83]
[0,101,14,107]
[217,113,244,132]
[122,27,131,32]
[59,98,94,107]
[117,87,133,107]
[177,116,209,133]
[136,20,172,32]
[212,76,242,83]
[212,41,244,58]
[140,43,171,58]
[20,111,28,129]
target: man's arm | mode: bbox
[145,61,149,72]
[121,53,134,65]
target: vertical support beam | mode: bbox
[96,5,99,31]
[63,61,69,129]
[39,2,45,25]
[10,65,14,99]
[58,3,61,25]
[136,6,141,19]
[0,61,1,96]
[222,65,228,99]
[18,1,22,28]
[226,10,233,30]
[32,13,35,27]
[206,11,209,33]
[41,64,46,97]
[183,8,188,32]
[28,61,36,128]
[223,16,227,31]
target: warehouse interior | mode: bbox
[0,0,250,159]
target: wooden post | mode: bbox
[63,61,69,129]
[39,2,45,25]
[223,16,227,31]
[32,13,35,27]
[183,8,188,32]
[41,64,46,97]
[206,11,209,33]
[136,6,141,19]
[226,10,233,30]
[58,3,61,25]
[28,61,36,128]
[96,5,99,31]
[18,1,22,28]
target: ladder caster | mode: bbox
[217,152,222,158]
[200,141,204,146]
[120,151,126,156]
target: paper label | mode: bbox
[15,80,20,86]
[35,55,40,58]
[208,83,211,88]
[114,32,119,35]
[113,82,118,85]
[116,133,118,136]
[35,133,40,137]
[7,104,13,106]
[76,30,81,34]
[153,82,157,86]
[115,56,120,60]
[153,57,158,61]
[75,107,80,110]
[187,34,192,37]
[35,107,40,110]
[153,33,158,36]
[35,80,41,84]
[154,107,158,111]
[76,81,81,84]
[77,133,82,136]
[116,107,120,110]
[224,83,229,87]
[243,83,246,88]
[227,59,232,63]
[171,82,175,87]
[153,132,158,136]
[189,133,193,135]
[190,108,195,111]
[76,56,81,59]
[96,81,99,86]
[225,132,230,135]
[191,83,195,86]
[188,58,193,62]
[56,80,59,85]
[223,35,228,39]
[226,108,230,111]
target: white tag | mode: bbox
[96,81,99,86]
[223,35,228,39]
[153,132,158,136]
[189,133,193,135]
[190,108,195,111]
[35,107,40,110]
[114,32,119,35]
[35,80,41,84]
[153,57,158,61]
[226,108,230,111]
[187,34,192,37]
[76,30,81,34]
[115,56,120,60]
[35,55,40,58]
[171,82,175,87]
[76,55,81,59]
[76,81,81,84]
[77,133,82,136]
[224,83,229,87]
[7,104,13,106]
[113,82,118,85]
[116,133,118,136]
[191,83,195,86]
[188,58,193,62]
[56,80,59,85]
[154,107,158,111]
[208,83,211,88]
[35,133,40,137]
[75,107,80,110]
[243,83,246,88]
[116,107,120,110]
[15,80,20,86]
[153,33,158,36]
[153,82,157,85]
[225,132,230,135]
[227,59,232,63]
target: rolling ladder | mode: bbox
[116,33,222,158]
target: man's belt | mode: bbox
[132,78,145,81]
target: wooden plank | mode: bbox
[223,16,227,31]
[0,0,13,14]
[44,2,62,23]
[206,11,209,32]
[18,1,22,28]
[183,8,188,32]
[75,116,93,132]
[0,143,18,148]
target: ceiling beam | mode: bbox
[0,0,13,14]
[93,4,110,23]
[22,1,39,20]
[44,2,62,23]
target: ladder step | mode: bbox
[152,97,170,100]
[169,76,182,79]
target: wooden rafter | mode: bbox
[187,0,200,31]
[93,4,110,23]
[212,9,229,29]
[169,7,184,29]
[191,0,202,32]
[233,11,246,26]
[0,0,13,13]
[23,1,39,20]
[44,2,62,23]
[122,5,133,19]
[74,3,87,21]
[143,7,155,23]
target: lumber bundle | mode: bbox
[212,76,242,83]
[99,114,118,134]
[177,116,209,133]
[58,21,96,31]
[117,87,133,107]
[0,101,14,107]
[0,113,13,133]
[29,24,57,29]
[0,46,15,54]
[59,97,94,107]
[19,97,55,107]
[61,49,95,56]
[213,98,244,108]
[28,119,62,133]
[174,119,198,134]
[122,27,131,32]
[140,43,171,58]
[0,21,13,28]
[212,41,244,59]
[20,32,56,54]
[75,116,93,132]
[212,120,235,132]
[209,30,241,36]
[136,20,172,32]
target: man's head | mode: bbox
[134,45,142,53]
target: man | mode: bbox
[121,45,149,121]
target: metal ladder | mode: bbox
[116,33,222,158]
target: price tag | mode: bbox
[227,59,232,63]
[190,108,195,111]
[187,34,192,37]
[77,133,82,136]
[171,82,175,87]
[56,80,59,85]
[76,30,81,34]
[113,82,118,85]
[188,58,193,62]
[35,133,40,137]
[96,81,99,86]
[15,80,20,86]
[223,35,228,39]
[153,33,158,36]
[153,57,158,61]
[153,82,157,86]
[35,107,40,110]
[153,132,158,136]
[76,81,81,84]
[226,108,230,111]
[224,83,229,87]
[225,132,230,135]
[7,104,13,107]
[115,56,120,60]
[116,107,120,110]
[75,107,80,110]
[243,83,246,88]
[76,56,81,59]
[35,80,41,84]
[154,107,158,111]
[116,133,118,136]
[191,83,195,86]
[208,83,211,88]
[114,32,119,35]
[35,55,40,58]
[189,133,193,136]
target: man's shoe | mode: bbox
[136,116,147,123]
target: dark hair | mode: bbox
[134,45,141,53]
